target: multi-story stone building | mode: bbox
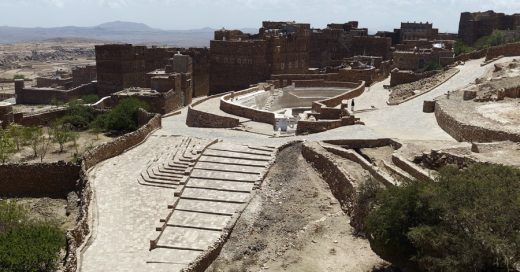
[210,21,311,94]
[458,10,520,45]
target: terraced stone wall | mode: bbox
[0,161,80,197]
[435,100,520,142]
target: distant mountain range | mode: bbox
[0,21,258,47]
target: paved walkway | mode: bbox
[354,58,515,141]
[81,134,276,271]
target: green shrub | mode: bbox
[365,164,520,271]
[423,61,443,72]
[454,40,474,56]
[81,95,100,104]
[12,75,24,80]
[92,98,149,133]
[0,129,16,163]
[0,200,65,272]
[474,31,507,50]
[60,101,96,130]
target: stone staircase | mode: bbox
[138,137,216,189]
[148,142,276,258]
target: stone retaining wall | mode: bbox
[0,161,80,197]
[486,42,520,60]
[293,80,360,89]
[311,81,365,111]
[301,141,357,214]
[391,154,434,182]
[186,106,239,128]
[390,70,437,87]
[322,144,395,187]
[454,49,487,62]
[15,108,69,126]
[435,100,520,143]
[323,138,402,149]
[220,86,275,125]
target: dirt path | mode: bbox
[207,143,385,272]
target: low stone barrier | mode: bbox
[391,154,434,182]
[301,141,357,214]
[186,106,239,128]
[390,70,437,87]
[486,42,520,60]
[0,161,80,197]
[220,86,275,125]
[435,100,520,143]
[15,107,69,126]
[323,138,402,149]
[322,144,395,187]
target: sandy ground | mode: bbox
[9,128,112,163]
[207,144,386,272]
[10,193,80,231]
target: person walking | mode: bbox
[351,99,355,112]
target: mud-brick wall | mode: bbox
[0,161,80,197]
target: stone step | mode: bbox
[167,210,231,231]
[190,169,259,181]
[203,150,272,161]
[198,156,268,167]
[194,162,265,174]
[156,226,223,251]
[187,178,255,192]
[181,188,251,203]
[175,199,242,216]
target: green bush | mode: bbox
[423,61,443,72]
[92,98,148,133]
[81,95,100,104]
[60,101,96,130]
[474,31,507,50]
[454,40,474,56]
[0,200,65,272]
[365,164,520,271]
[12,75,24,80]
[0,129,16,163]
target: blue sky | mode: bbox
[1,0,519,32]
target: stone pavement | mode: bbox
[354,57,517,141]
[81,135,275,271]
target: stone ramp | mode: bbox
[148,142,276,267]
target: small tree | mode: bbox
[0,130,16,163]
[7,124,23,151]
[50,122,73,153]
[70,131,80,154]
[37,135,52,162]
[26,127,43,158]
